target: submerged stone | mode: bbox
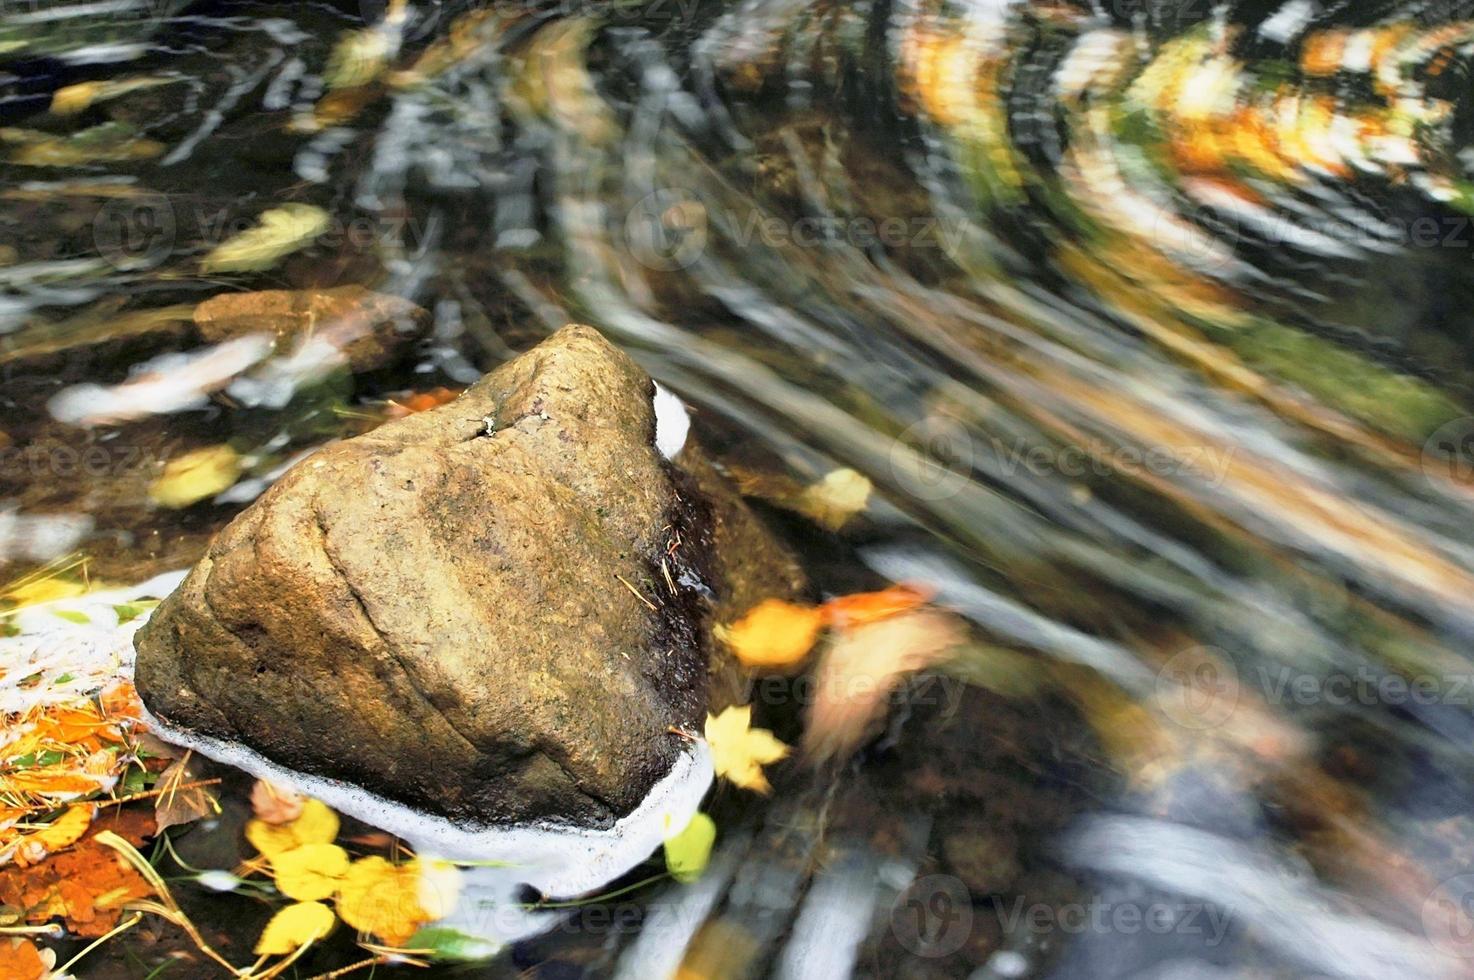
[135,324,805,830]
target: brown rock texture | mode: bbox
[135,324,805,827]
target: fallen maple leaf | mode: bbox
[256,900,336,956]
[704,706,789,794]
[820,583,934,628]
[721,600,824,673]
[805,610,967,763]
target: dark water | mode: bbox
[6,0,1474,977]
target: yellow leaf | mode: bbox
[324,28,392,90]
[336,856,432,947]
[796,468,872,530]
[7,804,93,867]
[704,706,789,794]
[2,577,87,607]
[271,843,349,902]
[663,812,716,884]
[148,446,241,509]
[255,900,336,956]
[200,204,331,274]
[246,798,339,860]
[722,600,824,673]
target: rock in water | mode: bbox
[135,324,804,829]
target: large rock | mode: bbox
[135,325,805,827]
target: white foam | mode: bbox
[139,703,713,942]
[652,382,690,460]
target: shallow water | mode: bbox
[5,0,1474,977]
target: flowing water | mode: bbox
[6,0,1474,977]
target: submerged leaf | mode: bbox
[805,610,966,763]
[405,926,500,962]
[148,446,241,509]
[199,204,331,274]
[796,467,872,529]
[704,706,789,794]
[250,779,305,826]
[722,600,824,673]
[820,583,933,628]
[255,900,336,956]
[664,812,716,883]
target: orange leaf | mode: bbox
[0,937,45,980]
[819,583,933,628]
[384,387,462,418]
[721,600,824,673]
[0,806,155,937]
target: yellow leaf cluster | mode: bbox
[245,800,461,954]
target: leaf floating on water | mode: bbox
[250,779,305,826]
[405,926,500,962]
[336,856,444,947]
[704,706,789,794]
[199,204,331,274]
[1,124,165,167]
[820,583,933,628]
[796,467,872,530]
[255,900,336,956]
[0,937,44,979]
[663,811,716,883]
[152,756,218,832]
[271,843,350,902]
[245,798,339,860]
[805,610,967,764]
[147,445,241,509]
[721,599,823,673]
[49,77,174,117]
[7,804,92,868]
